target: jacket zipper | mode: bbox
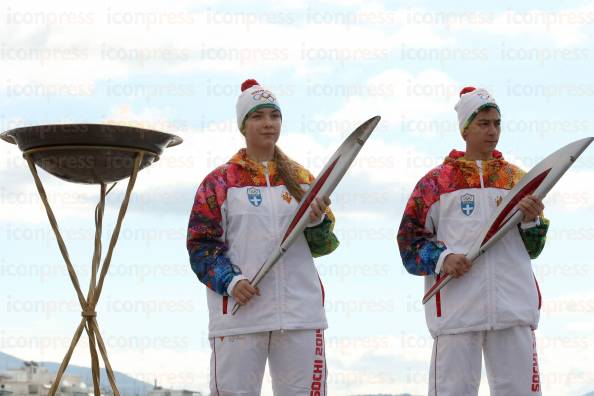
[222,296,228,314]
[263,162,284,330]
[477,160,495,329]
[435,274,442,317]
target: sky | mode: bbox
[1,1,594,395]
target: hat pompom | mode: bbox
[459,86,476,97]
[241,79,259,92]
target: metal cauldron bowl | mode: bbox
[1,124,183,184]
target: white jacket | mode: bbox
[398,150,548,337]
[187,149,339,337]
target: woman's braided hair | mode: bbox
[274,145,305,202]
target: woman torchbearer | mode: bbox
[187,79,339,396]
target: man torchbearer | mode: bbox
[397,87,549,396]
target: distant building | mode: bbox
[0,374,14,396]
[352,394,414,396]
[0,362,94,396]
[148,380,200,396]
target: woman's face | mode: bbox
[243,107,282,152]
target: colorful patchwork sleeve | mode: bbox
[304,210,340,257]
[397,172,446,276]
[187,169,241,296]
[302,170,339,257]
[509,165,550,259]
[518,217,549,259]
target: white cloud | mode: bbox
[3,2,592,93]
[321,68,459,132]
[322,334,430,395]
[0,1,455,88]
[98,104,435,196]
[0,103,433,224]
[447,6,593,46]
[0,149,100,223]
[99,105,242,195]
[547,170,594,210]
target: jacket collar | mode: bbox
[228,148,277,175]
[443,149,509,177]
[446,149,503,162]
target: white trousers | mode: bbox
[209,329,327,396]
[429,326,542,396]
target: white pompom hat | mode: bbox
[236,79,281,132]
[454,86,500,135]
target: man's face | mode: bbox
[463,107,501,155]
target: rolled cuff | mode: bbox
[226,274,248,296]
[307,213,326,228]
[435,248,455,275]
[520,216,541,230]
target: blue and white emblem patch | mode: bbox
[247,187,263,207]
[460,193,475,216]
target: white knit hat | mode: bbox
[236,79,281,131]
[454,87,500,134]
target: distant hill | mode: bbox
[583,392,594,396]
[0,352,23,371]
[0,351,152,396]
[352,394,414,396]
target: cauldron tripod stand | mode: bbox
[1,125,182,396]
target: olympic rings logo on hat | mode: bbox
[252,89,277,103]
[477,92,491,101]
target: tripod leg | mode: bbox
[25,156,87,308]
[90,318,121,396]
[84,319,102,396]
[87,183,106,305]
[92,152,143,306]
[48,318,86,396]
